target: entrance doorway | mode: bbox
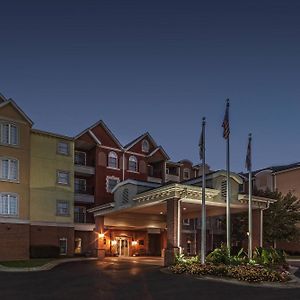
[117,237,130,256]
[148,234,161,256]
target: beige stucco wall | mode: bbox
[0,103,31,220]
[30,132,74,224]
[275,168,300,199]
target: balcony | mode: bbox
[147,176,163,184]
[165,173,180,183]
[75,187,95,204]
[74,164,95,176]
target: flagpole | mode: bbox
[225,99,231,252]
[201,117,206,264]
[248,133,253,259]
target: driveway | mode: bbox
[0,257,299,300]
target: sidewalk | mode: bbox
[0,257,98,272]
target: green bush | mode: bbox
[170,263,290,283]
[253,247,287,267]
[30,245,60,258]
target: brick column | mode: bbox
[95,216,106,259]
[252,209,261,249]
[164,198,180,266]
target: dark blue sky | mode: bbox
[1,1,300,172]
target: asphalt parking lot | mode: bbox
[0,257,299,300]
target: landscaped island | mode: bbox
[170,246,291,283]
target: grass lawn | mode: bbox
[0,258,53,268]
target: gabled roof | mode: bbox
[147,146,170,160]
[124,132,158,150]
[75,120,123,148]
[0,98,34,126]
[250,162,300,176]
[0,93,7,103]
[183,170,244,185]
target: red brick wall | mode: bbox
[30,225,74,256]
[0,223,30,261]
[75,231,97,255]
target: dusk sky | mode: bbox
[1,1,300,172]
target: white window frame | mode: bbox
[0,157,19,182]
[107,151,118,169]
[57,141,70,156]
[57,170,70,185]
[74,151,87,166]
[106,176,120,193]
[142,139,149,153]
[0,193,19,216]
[56,200,70,216]
[59,237,68,255]
[74,178,86,193]
[128,155,138,172]
[0,121,19,146]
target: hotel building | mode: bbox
[0,95,276,264]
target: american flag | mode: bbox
[222,99,230,139]
[245,134,252,171]
[199,118,205,160]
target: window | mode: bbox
[74,206,86,223]
[0,122,19,146]
[57,141,69,155]
[0,193,18,216]
[108,151,118,169]
[56,200,70,216]
[57,171,70,185]
[75,178,86,193]
[183,218,190,226]
[59,238,67,255]
[0,158,18,181]
[183,168,190,180]
[142,139,149,153]
[106,176,120,193]
[75,151,86,165]
[128,156,138,172]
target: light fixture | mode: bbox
[132,241,138,246]
[111,240,117,246]
[98,233,105,239]
[183,207,187,211]
[160,211,163,215]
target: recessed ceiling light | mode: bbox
[183,207,187,210]
[160,211,163,214]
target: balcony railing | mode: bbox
[165,174,180,182]
[74,212,86,223]
[75,187,95,203]
[74,164,95,176]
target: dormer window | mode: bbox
[0,122,19,146]
[142,139,149,153]
[128,156,138,172]
[108,151,118,169]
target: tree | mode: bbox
[254,189,300,248]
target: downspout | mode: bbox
[260,201,270,247]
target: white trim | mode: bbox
[108,151,118,169]
[74,223,95,231]
[88,130,101,145]
[0,121,20,146]
[0,192,19,217]
[0,217,29,224]
[59,237,68,255]
[106,176,120,193]
[111,179,160,194]
[30,221,74,227]
[100,145,123,152]
[128,155,138,172]
[0,99,34,125]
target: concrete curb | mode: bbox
[0,257,99,272]
[161,267,300,289]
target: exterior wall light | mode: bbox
[111,240,117,246]
[132,241,138,246]
[98,233,105,239]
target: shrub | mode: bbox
[253,247,287,267]
[170,263,290,283]
[30,245,60,258]
[206,244,231,265]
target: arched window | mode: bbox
[142,139,149,153]
[128,156,138,172]
[108,151,118,169]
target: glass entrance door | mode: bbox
[117,238,129,256]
